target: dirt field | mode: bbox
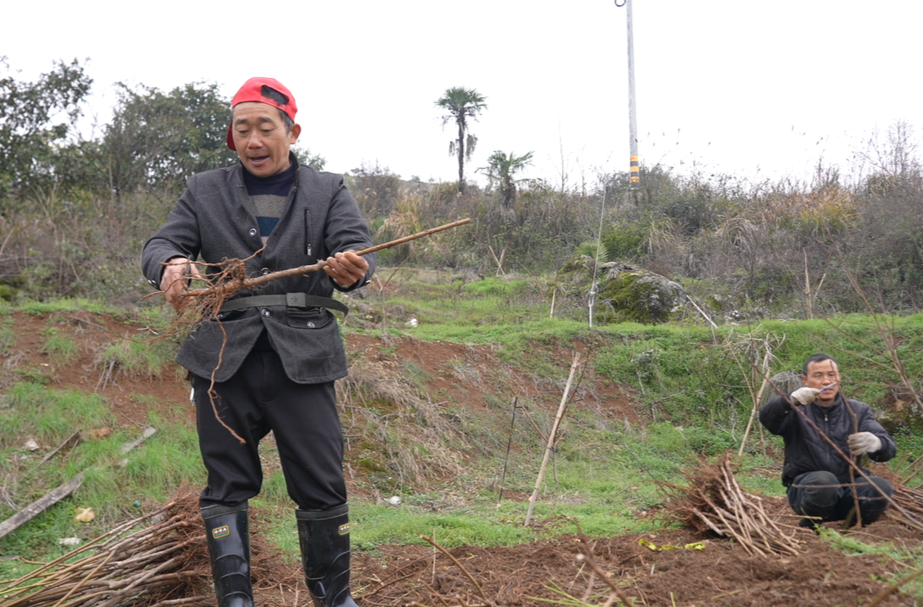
[352,521,922,606]
[4,310,922,606]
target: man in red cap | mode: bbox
[142,77,372,607]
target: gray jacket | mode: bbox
[141,157,375,383]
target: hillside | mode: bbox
[2,294,923,606]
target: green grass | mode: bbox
[820,528,923,596]
[376,276,923,428]
[5,298,120,316]
[41,331,79,364]
[1,383,114,448]
[0,383,202,561]
[4,291,923,594]
[99,336,175,377]
[0,318,14,355]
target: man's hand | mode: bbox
[324,250,368,288]
[161,257,202,311]
[790,387,820,405]
[848,432,882,456]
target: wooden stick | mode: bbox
[119,426,157,455]
[38,431,81,466]
[0,473,85,541]
[419,535,487,603]
[183,218,471,299]
[575,548,636,607]
[738,351,770,456]
[524,353,580,527]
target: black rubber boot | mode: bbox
[798,516,822,532]
[296,504,359,607]
[202,502,254,607]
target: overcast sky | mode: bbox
[5,0,922,188]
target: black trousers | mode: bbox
[192,345,348,511]
[788,470,893,524]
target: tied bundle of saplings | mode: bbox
[659,454,802,557]
[0,492,295,607]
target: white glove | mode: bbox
[790,387,820,405]
[848,432,882,456]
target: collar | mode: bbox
[242,154,298,188]
[812,392,845,415]
[234,152,301,189]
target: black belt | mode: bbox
[218,293,349,316]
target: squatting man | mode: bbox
[142,77,373,607]
[759,354,896,529]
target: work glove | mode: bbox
[848,432,882,456]
[790,387,820,405]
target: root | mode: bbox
[658,454,802,557]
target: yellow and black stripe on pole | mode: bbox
[625,0,639,187]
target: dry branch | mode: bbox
[573,549,636,607]
[659,454,802,557]
[888,470,923,525]
[419,535,489,605]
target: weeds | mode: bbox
[40,330,78,364]
[1,383,113,449]
[96,336,174,383]
[0,320,14,355]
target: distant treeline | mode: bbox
[2,58,922,319]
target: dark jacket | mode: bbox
[141,157,374,383]
[759,393,896,487]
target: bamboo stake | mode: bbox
[524,353,580,527]
[738,351,771,456]
[496,397,519,504]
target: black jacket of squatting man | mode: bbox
[141,155,375,384]
[759,392,896,487]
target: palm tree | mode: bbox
[478,150,534,208]
[435,87,487,193]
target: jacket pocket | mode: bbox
[285,308,333,329]
[212,309,246,322]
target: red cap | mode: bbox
[226,77,298,150]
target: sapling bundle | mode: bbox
[659,455,802,557]
[0,493,293,607]
[0,496,210,607]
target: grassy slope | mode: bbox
[2,273,923,579]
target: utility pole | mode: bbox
[616,0,640,188]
